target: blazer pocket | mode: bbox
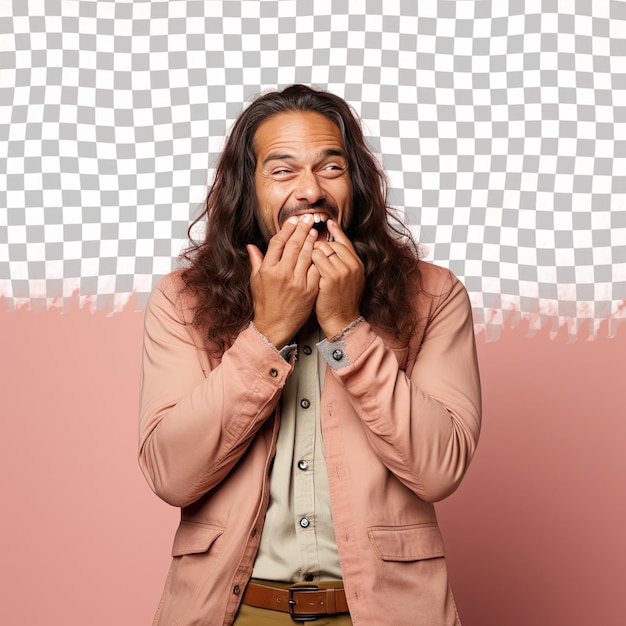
[171,521,224,557]
[368,523,445,562]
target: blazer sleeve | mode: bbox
[326,267,482,502]
[138,275,292,507]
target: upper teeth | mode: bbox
[297,213,328,224]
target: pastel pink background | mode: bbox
[1,304,624,625]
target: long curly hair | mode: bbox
[181,84,420,355]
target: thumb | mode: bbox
[246,244,264,277]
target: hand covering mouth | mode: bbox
[278,203,337,241]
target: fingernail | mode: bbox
[287,216,298,224]
[302,214,313,224]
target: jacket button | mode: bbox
[297,459,309,471]
[332,349,343,361]
[299,517,310,528]
[300,398,311,409]
[269,368,278,377]
[233,585,241,595]
[303,345,312,355]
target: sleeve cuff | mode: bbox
[249,322,298,363]
[317,316,365,370]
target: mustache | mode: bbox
[277,200,339,228]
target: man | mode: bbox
[139,84,481,625]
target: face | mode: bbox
[253,111,353,242]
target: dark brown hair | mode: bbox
[181,84,420,355]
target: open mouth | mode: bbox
[311,213,333,242]
[284,210,334,241]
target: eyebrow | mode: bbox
[261,148,347,167]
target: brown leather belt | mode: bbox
[242,581,349,621]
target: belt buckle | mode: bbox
[288,585,320,622]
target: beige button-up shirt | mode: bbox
[252,320,342,582]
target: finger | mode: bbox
[246,244,264,277]
[265,215,316,266]
[262,216,299,265]
[322,221,365,270]
[293,225,319,277]
[314,243,359,275]
[317,221,358,259]
[325,219,352,246]
[311,247,342,276]
[305,260,321,288]
[314,241,340,258]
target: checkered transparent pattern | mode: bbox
[1,0,625,338]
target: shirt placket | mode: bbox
[293,329,321,579]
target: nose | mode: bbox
[294,169,324,204]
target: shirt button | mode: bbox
[332,349,343,361]
[233,585,241,595]
[303,345,312,355]
[299,517,310,529]
[297,459,309,471]
[300,398,311,409]
[269,368,278,377]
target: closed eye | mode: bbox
[271,168,296,178]
[319,163,348,178]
